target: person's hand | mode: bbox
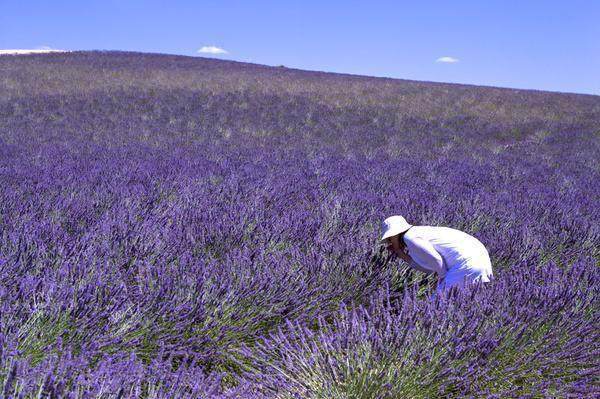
[398,248,412,262]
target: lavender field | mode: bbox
[1,51,599,398]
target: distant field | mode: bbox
[0,51,598,398]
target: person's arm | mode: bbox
[404,236,447,278]
[397,247,434,274]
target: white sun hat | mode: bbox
[380,215,412,242]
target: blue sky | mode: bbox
[2,0,598,95]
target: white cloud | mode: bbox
[0,47,68,55]
[197,46,228,55]
[436,56,459,63]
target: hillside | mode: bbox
[0,51,598,398]
[2,51,599,150]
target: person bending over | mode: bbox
[381,215,493,295]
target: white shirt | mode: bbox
[403,226,493,282]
